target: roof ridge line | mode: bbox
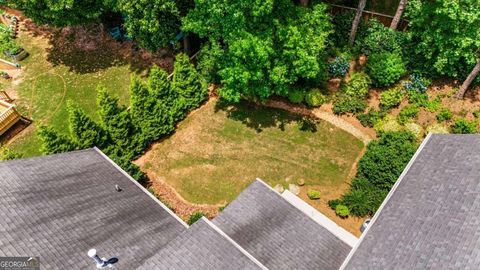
[93,147,189,228]
[338,133,433,270]
[201,217,269,270]
[281,189,358,247]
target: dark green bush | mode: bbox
[331,11,368,48]
[343,72,371,98]
[298,117,317,132]
[398,105,419,124]
[333,96,367,115]
[188,212,205,225]
[338,131,418,217]
[367,52,406,88]
[288,89,305,104]
[436,108,453,122]
[357,19,411,57]
[328,199,341,210]
[304,89,325,107]
[451,118,477,134]
[0,147,22,161]
[358,109,385,128]
[335,204,350,218]
[379,88,404,110]
[307,189,321,200]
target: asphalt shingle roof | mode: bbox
[342,134,480,270]
[0,148,186,270]
[213,179,351,270]
[138,218,266,270]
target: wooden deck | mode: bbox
[0,100,21,136]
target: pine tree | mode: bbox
[67,102,109,149]
[130,75,174,142]
[97,87,142,154]
[172,53,207,118]
[37,125,77,154]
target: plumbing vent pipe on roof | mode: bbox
[87,249,119,268]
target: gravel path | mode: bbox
[265,99,374,144]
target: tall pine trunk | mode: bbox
[455,61,480,99]
[349,0,367,46]
[390,0,407,30]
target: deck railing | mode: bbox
[0,100,21,136]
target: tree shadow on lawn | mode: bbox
[215,99,314,133]
[44,24,174,74]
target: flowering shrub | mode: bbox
[328,56,350,78]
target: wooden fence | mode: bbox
[327,3,409,31]
[0,100,21,136]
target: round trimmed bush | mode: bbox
[451,118,477,134]
[335,204,350,218]
[307,189,321,200]
[366,52,406,87]
[333,96,367,115]
[343,72,371,98]
[287,89,305,104]
[305,89,326,107]
[379,87,404,110]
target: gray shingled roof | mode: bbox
[138,218,267,270]
[342,134,480,270]
[213,180,351,270]
[0,148,186,270]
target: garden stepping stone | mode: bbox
[288,184,300,195]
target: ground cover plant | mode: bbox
[135,99,364,204]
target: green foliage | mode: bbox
[331,11,368,48]
[398,105,419,125]
[328,56,349,78]
[0,25,20,55]
[16,0,109,26]
[473,111,480,119]
[451,118,477,134]
[358,109,385,128]
[339,131,418,216]
[0,147,22,161]
[328,199,341,210]
[184,1,333,101]
[196,42,223,84]
[37,125,77,154]
[118,0,180,51]
[366,52,406,87]
[304,89,325,107]
[403,73,431,93]
[335,204,350,218]
[97,86,143,155]
[407,0,480,79]
[407,91,429,107]
[343,72,371,98]
[333,96,367,115]
[307,189,321,200]
[68,102,109,149]
[357,19,411,56]
[172,53,208,118]
[379,88,404,110]
[187,211,205,225]
[130,74,174,142]
[287,89,305,104]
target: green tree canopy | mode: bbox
[118,0,181,51]
[17,0,111,26]
[407,0,480,78]
[183,1,332,102]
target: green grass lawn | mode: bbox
[7,30,133,157]
[137,100,364,205]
